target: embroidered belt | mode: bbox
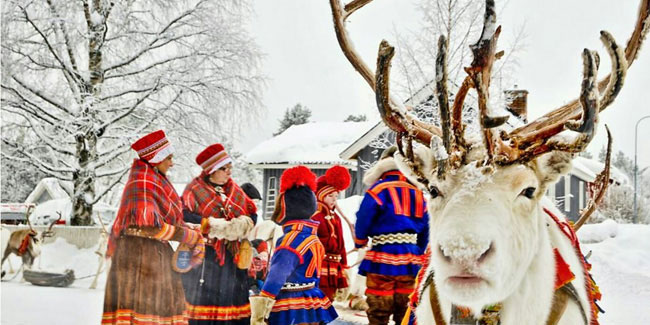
[281,282,316,292]
[325,254,342,262]
[371,233,417,246]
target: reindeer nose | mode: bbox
[438,236,494,265]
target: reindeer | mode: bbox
[329,0,648,323]
[1,208,60,277]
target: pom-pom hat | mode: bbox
[271,166,317,225]
[316,165,351,202]
[131,130,174,164]
[196,143,232,174]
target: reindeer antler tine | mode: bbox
[25,204,35,232]
[343,0,373,20]
[376,40,434,145]
[575,125,612,231]
[597,30,628,110]
[565,49,599,138]
[376,41,406,134]
[435,35,452,154]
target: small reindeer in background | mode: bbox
[1,208,60,277]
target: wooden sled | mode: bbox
[23,269,75,287]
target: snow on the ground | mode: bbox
[1,237,106,324]
[2,219,649,324]
[580,221,650,324]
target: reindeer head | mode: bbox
[330,0,648,310]
[23,208,60,258]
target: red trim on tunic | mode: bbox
[365,251,424,266]
[185,303,251,321]
[271,296,332,312]
[366,288,395,296]
[102,309,188,325]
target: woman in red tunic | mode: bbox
[103,130,204,325]
[311,165,352,301]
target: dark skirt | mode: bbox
[103,236,188,325]
[181,244,251,325]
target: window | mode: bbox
[564,176,571,212]
[265,177,277,219]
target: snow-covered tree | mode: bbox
[274,103,311,136]
[1,0,263,225]
[393,0,525,103]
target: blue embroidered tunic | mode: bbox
[355,170,429,277]
[260,220,338,324]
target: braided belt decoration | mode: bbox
[325,254,342,262]
[281,282,316,292]
[370,233,418,246]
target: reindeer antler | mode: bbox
[496,1,649,164]
[42,211,62,238]
[25,204,36,232]
[329,0,441,149]
[331,0,648,176]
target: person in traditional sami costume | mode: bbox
[249,166,338,325]
[354,147,429,325]
[180,144,258,325]
[311,165,352,301]
[103,130,205,325]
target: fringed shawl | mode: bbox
[182,174,257,221]
[107,159,184,257]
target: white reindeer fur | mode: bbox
[393,147,592,324]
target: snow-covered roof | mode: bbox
[245,121,375,167]
[25,178,72,204]
[30,198,117,226]
[570,158,597,182]
[574,156,630,185]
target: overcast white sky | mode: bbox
[239,0,650,171]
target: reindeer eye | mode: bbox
[429,186,441,199]
[520,187,536,199]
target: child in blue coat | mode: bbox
[249,166,338,325]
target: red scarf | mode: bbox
[107,159,184,257]
[182,174,256,221]
[182,174,257,264]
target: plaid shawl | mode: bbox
[182,174,257,221]
[107,159,184,257]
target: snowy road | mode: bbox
[2,222,649,324]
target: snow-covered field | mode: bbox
[2,217,649,324]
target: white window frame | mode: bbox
[579,181,585,210]
[564,176,571,212]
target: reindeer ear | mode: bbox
[393,144,437,191]
[533,151,574,191]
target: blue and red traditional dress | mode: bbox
[260,220,338,324]
[103,157,199,325]
[355,167,429,325]
[181,175,257,325]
